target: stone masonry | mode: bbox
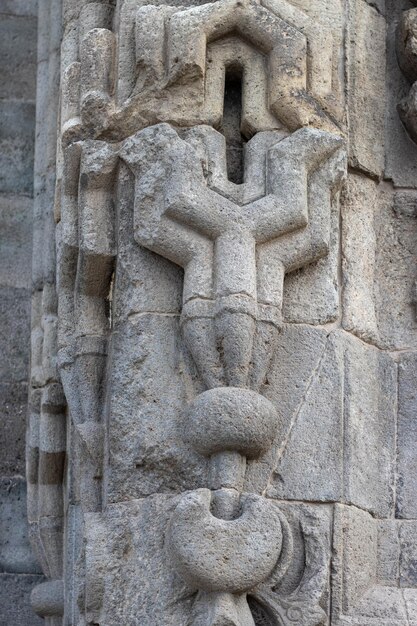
[0,1,45,624]
[2,0,417,624]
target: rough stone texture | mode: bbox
[259,325,344,502]
[342,174,417,350]
[397,353,417,519]
[0,13,37,100]
[0,478,41,574]
[256,327,396,518]
[0,1,43,623]
[386,0,417,188]
[0,101,36,196]
[107,314,205,502]
[343,332,396,518]
[0,194,33,289]
[0,382,28,475]
[282,192,340,325]
[347,0,386,178]
[332,508,417,625]
[0,286,31,383]
[0,574,44,626]
[4,0,417,624]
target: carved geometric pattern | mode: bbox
[62,0,342,145]
[120,123,345,388]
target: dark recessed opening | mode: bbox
[247,596,275,626]
[221,65,246,184]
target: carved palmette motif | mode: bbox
[31,0,347,624]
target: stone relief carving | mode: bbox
[61,0,343,146]
[29,0,389,624]
[117,123,344,622]
[397,2,417,142]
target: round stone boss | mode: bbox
[184,387,279,458]
[168,489,283,593]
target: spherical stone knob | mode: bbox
[184,387,279,459]
[168,488,283,593]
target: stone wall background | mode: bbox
[0,1,44,624]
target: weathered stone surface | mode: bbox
[0,382,28,475]
[397,353,417,519]
[258,328,396,518]
[0,101,35,196]
[0,478,41,574]
[399,522,417,588]
[377,520,400,587]
[0,194,33,289]
[343,332,396,518]
[262,325,344,503]
[0,14,37,100]
[0,573,44,626]
[17,0,417,624]
[0,286,31,383]
[84,496,195,625]
[332,506,412,625]
[84,497,333,625]
[113,162,183,319]
[341,174,379,344]
[342,174,417,350]
[107,314,205,502]
[0,0,38,17]
[283,193,340,324]
[347,0,386,178]
[386,0,417,188]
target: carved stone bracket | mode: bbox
[57,121,345,624]
[120,124,345,389]
[118,123,345,624]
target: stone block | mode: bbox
[403,588,417,625]
[0,101,35,196]
[0,14,37,100]
[0,1,38,17]
[107,314,206,503]
[0,193,33,289]
[342,175,417,350]
[397,353,417,519]
[332,504,378,616]
[332,505,410,625]
[84,495,195,625]
[375,188,417,350]
[347,0,386,178]
[261,325,344,502]
[0,286,31,383]
[283,184,340,325]
[0,382,27,475]
[377,520,400,587]
[341,174,379,344]
[0,573,44,626]
[343,332,396,518]
[400,522,417,588]
[385,0,417,188]
[251,327,396,518]
[113,164,183,320]
[0,478,41,574]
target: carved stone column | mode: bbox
[27,1,417,625]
